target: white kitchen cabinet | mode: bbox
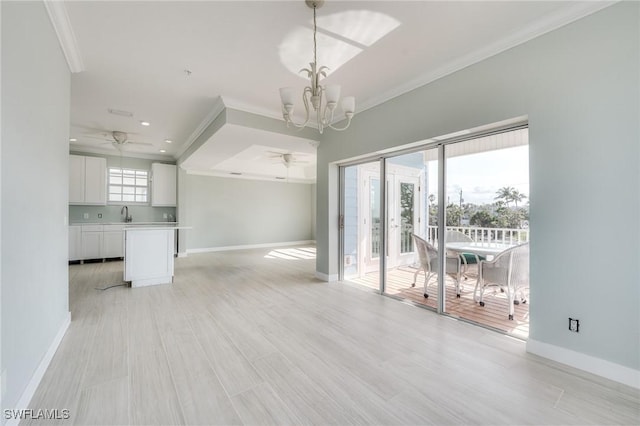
[103,225,125,258]
[84,156,107,204]
[124,228,176,287]
[151,163,177,207]
[81,225,103,259]
[71,224,125,261]
[69,155,107,205]
[69,225,82,261]
[69,155,85,204]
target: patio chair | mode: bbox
[445,230,486,275]
[477,242,529,320]
[411,234,462,298]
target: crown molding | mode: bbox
[69,144,174,161]
[174,97,226,159]
[223,96,322,130]
[184,168,316,185]
[44,0,85,73]
[222,96,283,121]
[356,1,618,115]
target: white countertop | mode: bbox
[70,222,178,226]
[123,225,191,231]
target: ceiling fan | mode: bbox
[266,151,311,168]
[84,130,153,149]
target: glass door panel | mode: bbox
[383,150,438,309]
[443,129,530,338]
[342,161,381,292]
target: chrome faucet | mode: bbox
[121,205,132,222]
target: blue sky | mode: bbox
[427,145,529,206]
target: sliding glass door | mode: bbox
[339,126,530,338]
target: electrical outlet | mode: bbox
[569,318,580,332]
[83,213,89,219]
[163,213,168,219]
[98,213,102,218]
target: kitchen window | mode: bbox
[108,167,148,203]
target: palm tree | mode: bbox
[495,186,516,207]
[511,190,527,208]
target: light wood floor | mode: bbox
[25,246,639,425]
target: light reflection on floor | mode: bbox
[264,247,316,260]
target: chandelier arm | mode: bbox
[317,103,324,134]
[327,115,354,132]
[283,88,313,129]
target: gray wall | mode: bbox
[1,1,71,416]
[316,3,639,371]
[184,174,314,250]
[68,152,176,223]
[310,184,317,240]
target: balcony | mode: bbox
[345,225,530,338]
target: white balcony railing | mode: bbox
[370,224,527,257]
[427,225,529,245]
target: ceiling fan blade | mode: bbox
[84,134,111,142]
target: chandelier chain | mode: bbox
[313,4,317,66]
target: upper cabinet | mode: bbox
[151,163,177,207]
[69,155,107,205]
[69,155,85,203]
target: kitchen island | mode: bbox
[124,225,190,287]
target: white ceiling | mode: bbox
[62,0,611,180]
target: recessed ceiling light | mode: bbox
[140,121,150,126]
[159,149,166,153]
[164,139,172,144]
[69,138,77,142]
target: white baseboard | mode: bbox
[7,312,71,426]
[315,271,339,282]
[177,252,188,258]
[527,338,640,389]
[187,240,315,254]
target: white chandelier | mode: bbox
[279,0,355,134]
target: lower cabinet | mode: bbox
[82,226,104,259]
[69,225,82,261]
[103,225,125,258]
[71,224,124,261]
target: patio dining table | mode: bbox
[445,241,514,258]
[445,241,515,301]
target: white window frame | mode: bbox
[108,167,149,204]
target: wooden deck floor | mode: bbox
[346,266,529,339]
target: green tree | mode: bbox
[428,194,438,226]
[495,186,516,207]
[445,204,462,227]
[511,189,527,208]
[470,210,496,228]
[399,183,414,224]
